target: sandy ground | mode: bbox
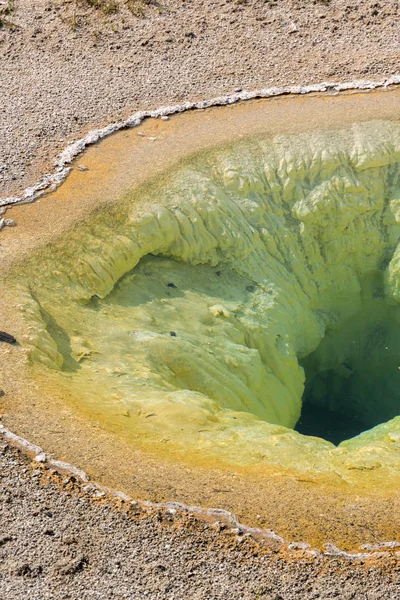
[1,0,400,598]
[1,441,400,600]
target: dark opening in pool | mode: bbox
[295,277,400,445]
[295,393,370,446]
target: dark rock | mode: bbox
[0,331,16,344]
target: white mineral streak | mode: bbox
[0,423,43,455]
[1,77,400,208]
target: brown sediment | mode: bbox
[1,89,400,552]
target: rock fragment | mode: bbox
[0,331,16,344]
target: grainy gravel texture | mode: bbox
[1,441,400,600]
[1,1,400,598]
[0,0,400,197]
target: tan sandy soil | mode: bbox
[1,441,400,599]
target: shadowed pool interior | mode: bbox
[295,404,368,446]
[296,274,400,445]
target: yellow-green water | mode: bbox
[11,119,400,479]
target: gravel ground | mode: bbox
[1,1,400,598]
[0,0,399,198]
[1,441,400,600]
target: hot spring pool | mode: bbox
[2,88,400,549]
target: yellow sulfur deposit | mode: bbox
[10,119,400,480]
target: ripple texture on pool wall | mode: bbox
[13,120,400,477]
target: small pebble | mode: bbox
[77,165,89,171]
[44,529,55,536]
[0,331,16,344]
